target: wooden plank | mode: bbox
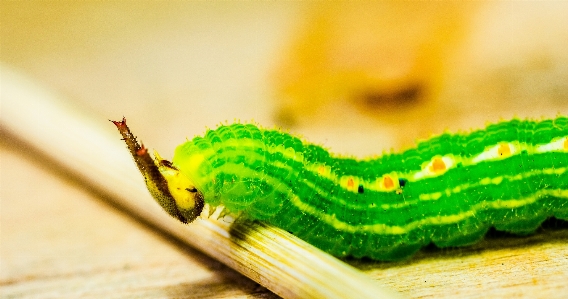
[0,147,276,299]
[356,228,568,298]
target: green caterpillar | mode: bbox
[113,117,568,261]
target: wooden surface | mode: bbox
[0,146,276,299]
[358,228,568,298]
[2,3,567,298]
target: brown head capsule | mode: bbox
[111,117,204,223]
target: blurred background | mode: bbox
[3,2,568,156]
[2,2,568,297]
[2,2,301,156]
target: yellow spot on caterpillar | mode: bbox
[472,142,518,163]
[430,157,446,173]
[347,178,354,188]
[564,137,568,150]
[339,176,361,193]
[498,143,511,157]
[309,164,333,180]
[375,173,400,192]
[383,176,394,189]
[413,156,454,180]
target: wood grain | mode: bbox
[0,147,277,299]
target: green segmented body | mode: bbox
[171,117,568,261]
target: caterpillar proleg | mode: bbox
[113,117,568,261]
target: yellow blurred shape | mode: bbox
[274,3,476,127]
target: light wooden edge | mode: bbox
[0,65,404,299]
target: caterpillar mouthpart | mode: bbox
[111,117,204,223]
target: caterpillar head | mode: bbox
[112,118,204,223]
[153,153,205,223]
